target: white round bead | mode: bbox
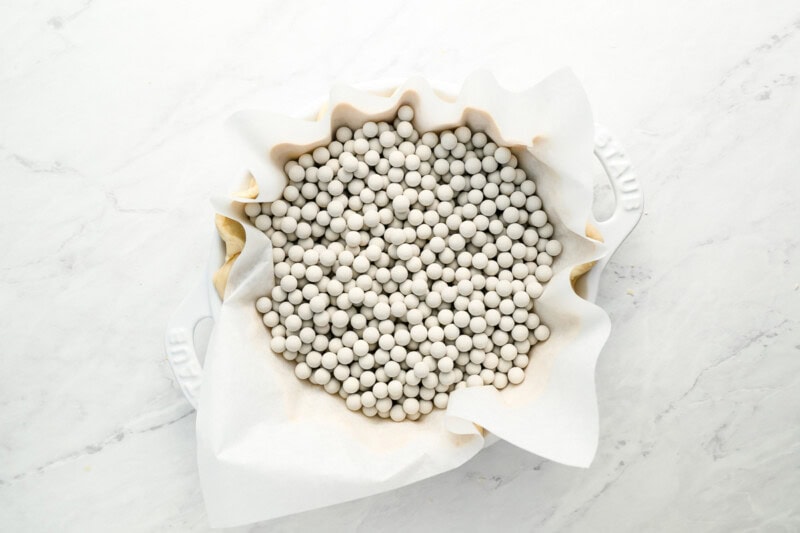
[508,367,525,385]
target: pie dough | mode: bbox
[570,222,604,284]
[211,177,258,298]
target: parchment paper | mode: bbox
[197,70,610,527]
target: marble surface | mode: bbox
[2,1,799,531]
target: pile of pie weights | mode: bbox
[248,105,562,422]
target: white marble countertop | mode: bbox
[2,1,799,531]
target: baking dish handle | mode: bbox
[164,277,210,408]
[582,125,644,303]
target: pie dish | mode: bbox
[164,72,643,525]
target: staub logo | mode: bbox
[594,130,642,212]
[166,327,202,405]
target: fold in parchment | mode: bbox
[211,178,258,298]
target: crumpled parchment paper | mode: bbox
[197,70,610,527]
